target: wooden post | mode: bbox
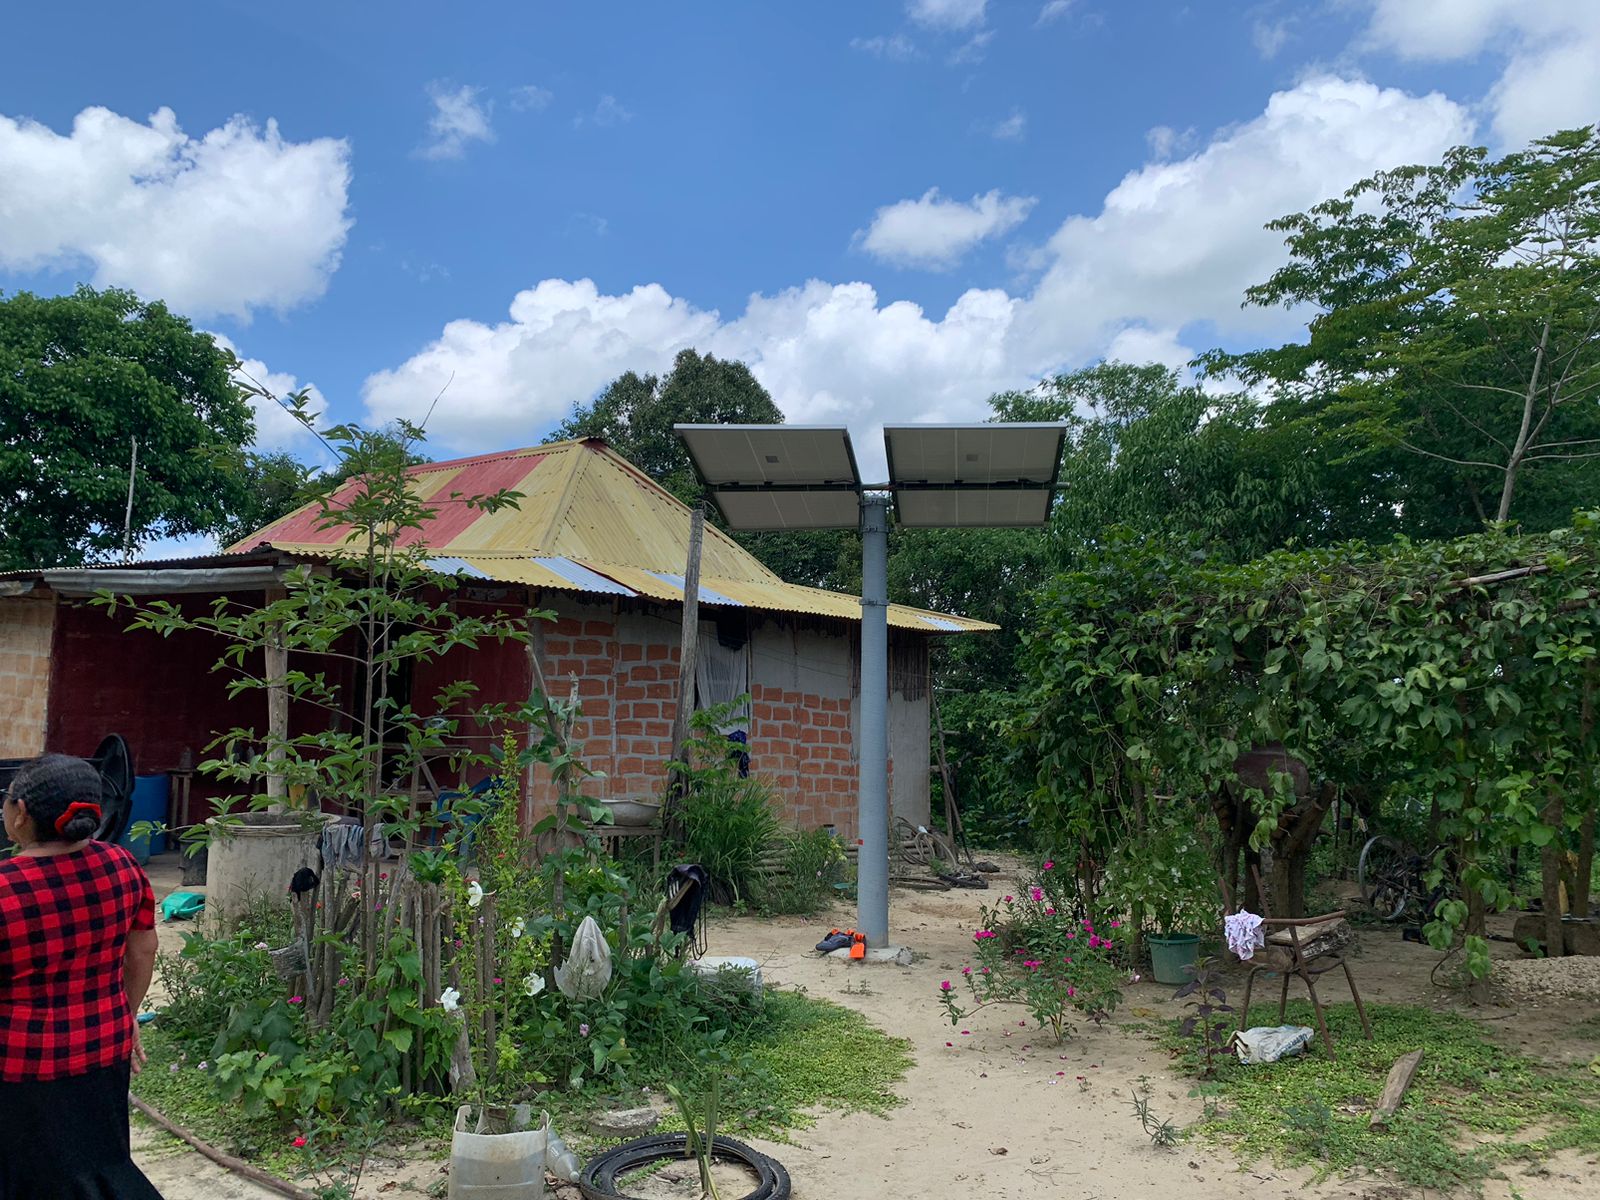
[524,588,545,842]
[1369,1049,1424,1129]
[666,505,705,822]
[264,587,289,809]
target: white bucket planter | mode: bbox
[449,1105,549,1200]
[204,812,329,928]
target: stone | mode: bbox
[688,956,764,993]
[1563,919,1600,957]
[587,1107,659,1139]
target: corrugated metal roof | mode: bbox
[229,438,997,635]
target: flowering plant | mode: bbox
[939,880,1125,1042]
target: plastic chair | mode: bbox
[1230,865,1373,1058]
[431,776,501,851]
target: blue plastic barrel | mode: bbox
[121,775,170,862]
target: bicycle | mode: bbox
[1357,834,1450,922]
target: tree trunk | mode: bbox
[1541,789,1566,957]
[1496,316,1550,523]
[1573,806,1596,919]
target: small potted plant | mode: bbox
[1102,820,1219,985]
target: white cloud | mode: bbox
[418,83,495,160]
[509,84,553,113]
[1359,0,1600,146]
[1145,124,1195,160]
[1252,19,1289,59]
[364,77,1475,469]
[991,110,1027,141]
[906,0,987,32]
[949,30,995,64]
[208,333,328,456]
[577,95,633,128]
[857,188,1036,270]
[361,279,718,448]
[850,34,919,61]
[0,106,351,320]
[1037,1,1073,26]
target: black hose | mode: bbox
[579,1133,791,1200]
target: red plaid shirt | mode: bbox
[0,840,155,1081]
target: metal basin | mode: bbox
[599,798,662,827]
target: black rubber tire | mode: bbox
[579,1133,791,1200]
[1358,835,1411,922]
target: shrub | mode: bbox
[757,826,849,915]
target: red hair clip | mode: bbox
[54,801,101,835]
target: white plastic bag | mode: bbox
[449,1104,548,1200]
[555,914,613,1000]
[1230,1024,1315,1064]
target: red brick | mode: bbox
[631,665,658,682]
[633,702,660,719]
[554,618,583,636]
[584,620,614,636]
[573,638,602,656]
[646,644,670,661]
[616,720,644,736]
[619,644,643,662]
[545,638,571,655]
[646,683,673,700]
[578,677,608,697]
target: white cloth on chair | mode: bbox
[1224,910,1265,960]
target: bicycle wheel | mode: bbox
[1358,835,1412,921]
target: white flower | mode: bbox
[510,916,526,939]
[466,881,484,909]
[522,971,545,997]
[439,986,461,1012]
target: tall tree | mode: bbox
[1206,125,1600,535]
[560,349,856,588]
[0,287,256,569]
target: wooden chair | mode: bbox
[1230,866,1373,1058]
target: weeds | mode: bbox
[1165,1000,1600,1189]
[1129,1087,1178,1148]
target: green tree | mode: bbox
[1207,125,1600,534]
[214,450,317,549]
[0,286,257,569]
[560,349,856,588]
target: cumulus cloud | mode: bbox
[857,188,1036,269]
[0,106,351,320]
[850,34,919,61]
[1359,0,1600,146]
[1145,124,1195,160]
[361,279,718,448]
[364,76,1475,464]
[418,83,495,160]
[906,0,987,32]
[209,333,328,456]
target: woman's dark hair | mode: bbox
[9,754,102,842]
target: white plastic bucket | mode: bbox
[448,1104,549,1200]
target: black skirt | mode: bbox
[0,1060,164,1200]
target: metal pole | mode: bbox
[856,496,890,947]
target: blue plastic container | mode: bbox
[121,775,170,863]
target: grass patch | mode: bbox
[1167,1001,1600,1191]
[134,988,909,1176]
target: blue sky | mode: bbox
[2,0,1596,494]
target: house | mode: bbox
[0,437,995,836]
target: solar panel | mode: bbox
[883,423,1066,486]
[893,488,1054,528]
[676,424,863,530]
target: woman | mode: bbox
[0,754,163,1200]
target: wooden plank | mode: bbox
[1369,1049,1424,1129]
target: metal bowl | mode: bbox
[600,798,662,827]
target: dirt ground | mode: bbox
[134,857,1600,1200]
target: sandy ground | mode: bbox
[133,856,1600,1200]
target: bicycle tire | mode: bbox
[1358,835,1411,922]
[579,1133,791,1200]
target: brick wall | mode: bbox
[0,595,56,757]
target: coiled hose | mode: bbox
[579,1133,791,1200]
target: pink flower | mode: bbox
[1065,930,1076,940]
[940,980,951,991]
[1067,986,1077,998]
[946,1041,953,1047]
[293,1136,307,1148]
[982,967,990,974]
[961,966,972,976]
[579,1023,590,1036]
[1109,920,1122,928]
[1030,887,1043,902]
[1045,907,1057,916]
[961,1030,971,1036]
[1003,895,1013,903]
[1042,861,1054,870]
[288,996,303,1005]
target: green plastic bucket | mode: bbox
[1148,933,1201,985]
